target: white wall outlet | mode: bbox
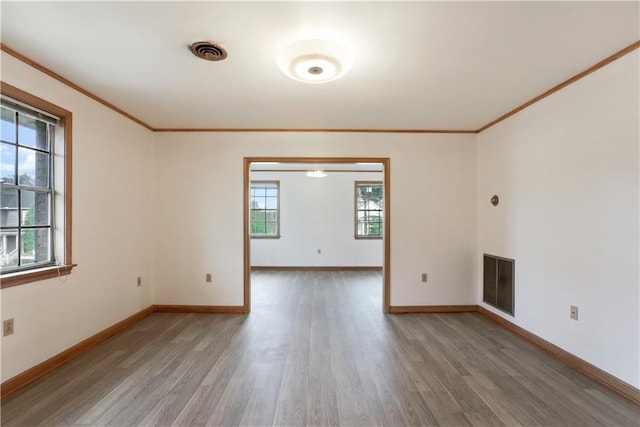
[136,276,142,287]
[206,273,212,283]
[421,273,428,283]
[3,318,14,336]
[570,305,578,320]
[317,249,321,255]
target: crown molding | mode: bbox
[477,40,640,133]
[0,43,155,131]
[2,40,638,135]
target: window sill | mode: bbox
[250,235,281,240]
[355,236,383,240]
[1,264,77,289]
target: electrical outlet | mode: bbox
[421,273,428,283]
[570,305,578,320]
[206,273,212,283]
[136,276,142,287]
[3,319,14,336]
[317,249,321,255]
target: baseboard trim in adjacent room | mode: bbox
[477,305,640,405]
[0,305,155,398]
[153,304,246,314]
[389,305,478,314]
[251,266,383,271]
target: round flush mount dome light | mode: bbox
[277,39,353,84]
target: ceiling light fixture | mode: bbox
[306,168,328,178]
[277,39,353,84]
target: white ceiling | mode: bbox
[1,1,638,131]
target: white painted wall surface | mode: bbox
[153,133,478,307]
[477,51,639,388]
[0,53,155,382]
[250,171,383,267]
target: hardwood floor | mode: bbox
[1,270,638,426]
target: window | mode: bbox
[355,181,383,238]
[250,181,279,238]
[0,83,74,288]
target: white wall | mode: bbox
[250,170,383,267]
[0,53,155,381]
[153,133,478,307]
[2,44,637,392]
[477,51,639,388]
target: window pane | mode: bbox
[0,188,19,227]
[18,147,50,188]
[18,115,50,151]
[21,228,50,265]
[0,229,18,268]
[266,188,277,197]
[1,142,16,184]
[250,221,266,234]
[253,187,266,197]
[369,222,382,235]
[251,210,266,221]
[266,223,277,235]
[1,108,16,143]
[266,210,277,221]
[21,190,50,226]
[266,197,277,209]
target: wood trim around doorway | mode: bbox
[243,157,391,313]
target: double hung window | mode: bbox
[250,181,280,238]
[0,84,74,287]
[355,181,383,238]
[1,99,55,271]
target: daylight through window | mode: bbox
[355,181,383,238]
[250,181,279,237]
[0,98,57,272]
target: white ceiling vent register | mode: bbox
[277,39,353,84]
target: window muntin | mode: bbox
[355,181,383,238]
[250,181,280,238]
[0,100,56,273]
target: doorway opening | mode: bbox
[243,157,391,313]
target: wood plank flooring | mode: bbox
[2,270,638,426]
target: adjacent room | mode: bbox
[249,161,385,309]
[0,1,638,425]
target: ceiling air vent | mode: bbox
[190,41,228,61]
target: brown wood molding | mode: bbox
[0,82,75,289]
[1,264,77,289]
[154,128,476,134]
[251,266,383,272]
[389,305,478,314]
[244,157,392,314]
[477,40,640,133]
[0,306,154,398]
[252,169,382,173]
[478,305,640,405]
[153,305,246,314]
[3,41,638,136]
[0,43,154,131]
